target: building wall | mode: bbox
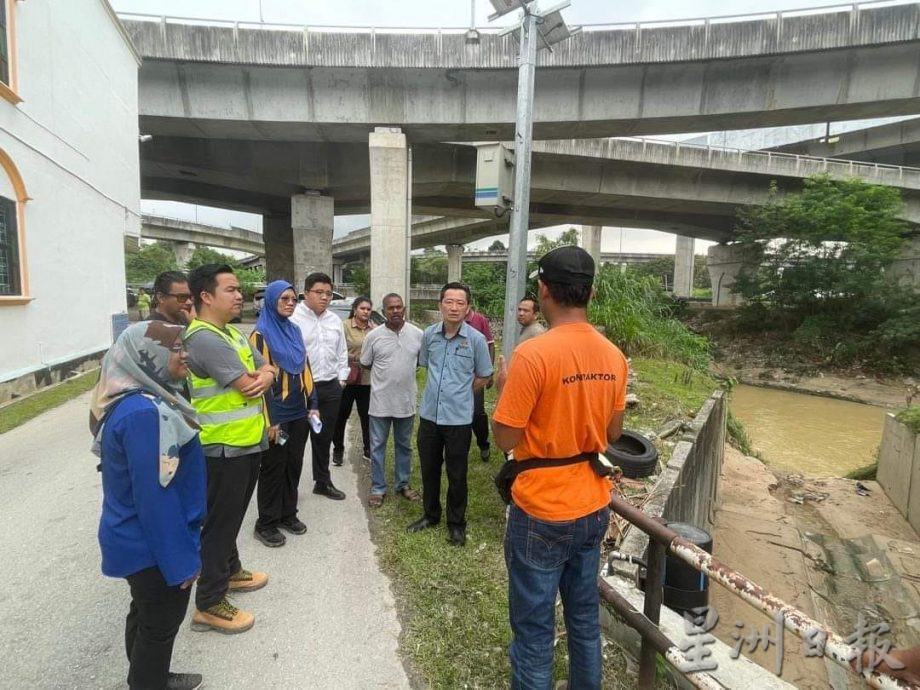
[0,0,139,385]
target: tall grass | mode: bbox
[589,267,710,369]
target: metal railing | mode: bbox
[117,0,917,35]
[603,495,912,689]
[536,137,920,188]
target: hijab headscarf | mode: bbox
[255,280,306,374]
[89,321,198,487]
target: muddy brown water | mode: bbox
[730,384,888,476]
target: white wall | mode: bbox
[0,0,139,381]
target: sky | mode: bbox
[115,0,897,256]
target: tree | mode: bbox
[124,242,179,284]
[411,250,447,284]
[186,246,241,270]
[533,227,580,256]
[345,263,370,297]
[488,239,506,251]
[733,175,915,369]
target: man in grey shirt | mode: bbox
[517,296,546,344]
[359,293,424,508]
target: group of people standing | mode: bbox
[92,244,627,690]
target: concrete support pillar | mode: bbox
[891,236,920,291]
[263,214,294,284]
[447,244,464,283]
[172,241,195,269]
[673,235,696,298]
[332,262,344,286]
[369,127,408,304]
[707,243,755,307]
[292,192,334,291]
[581,225,602,268]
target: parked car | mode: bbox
[253,289,265,317]
[126,287,137,308]
[328,299,385,326]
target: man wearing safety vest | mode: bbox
[184,264,275,634]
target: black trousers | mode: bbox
[417,418,472,529]
[124,566,191,690]
[257,418,308,529]
[196,452,260,610]
[472,388,490,451]
[310,379,342,486]
[332,384,371,455]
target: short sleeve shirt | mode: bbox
[360,323,424,418]
[465,311,494,344]
[185,326,269,458]
[493,322,628,521]
[418,322,493,426]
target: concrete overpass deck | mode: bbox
[124,1,920,142]
[140,215,263,254]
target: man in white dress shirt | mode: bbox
[290,272,349,500]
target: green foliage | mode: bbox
[533,227,579,256]
[896,407,920,434]
[631,255,710,290]
[589,267,710,369]
[411,250,446,285]
[845,463,878,480]
[463,261,507,316]
[235,267,266,300]
[0,371,98,435]
[124,242,179,284]
[345,263,371,297]
[488,239,506,251]
[733,175,918,371]
[185,246,240,270]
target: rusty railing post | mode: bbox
[639,535,666,687]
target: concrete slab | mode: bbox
[0,393,410,689]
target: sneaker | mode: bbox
[254,526,285,548]
[480,446,491,462]
[332,448,344,466]
[228,568,269,592]
[279,516,307,535]
[167,672,204,690]
[190,598,254,634]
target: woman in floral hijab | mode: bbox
[91,321,206,690]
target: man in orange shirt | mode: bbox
[492,246,628,690]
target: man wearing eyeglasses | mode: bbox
[150,271,194,325]
[290,272,349,501]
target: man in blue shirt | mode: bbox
[407,282,493,546]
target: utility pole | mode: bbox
[488,0,576,360]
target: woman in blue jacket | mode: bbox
[90,321,205,690]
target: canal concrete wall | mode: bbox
[601,390,797,688]
[877,413,920,533]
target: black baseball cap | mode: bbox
[530,245,595,286]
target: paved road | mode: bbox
[0,392,410,689]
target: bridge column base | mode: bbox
[370,127,408,305]
[673,235,695,298]
[707,243,756,307]
[581,225,602,269]
[172,241,195,269]
[447,244,463,282]
[891,236,920,291]
[293,192,334,290]
[263,214,294,285]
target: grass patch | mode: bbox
[368,362,716,687]
[845,463,878,481]
[896,407,920,435]
[0,371,98,435]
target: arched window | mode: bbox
[0,0,21,105]
[0,146,29,302]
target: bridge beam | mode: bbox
[673,236,696,298]
[369,128,408,304]
[447,244,464,283]
[293,192,334,289]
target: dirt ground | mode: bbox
[711,446,920,688]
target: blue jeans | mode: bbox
[369,415,414,495]
[505,503,610,690]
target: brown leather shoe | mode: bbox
[228,568,268,592]
[190,598,254,634]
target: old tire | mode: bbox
[605,430,658,479]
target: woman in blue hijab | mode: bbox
[249,281,320,548]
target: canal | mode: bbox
[729,384,889,476]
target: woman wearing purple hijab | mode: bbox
[249,280,320,548]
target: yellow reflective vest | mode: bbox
[185,319,265,447]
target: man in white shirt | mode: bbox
[290,272,349,500]
[360,293,424,508]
